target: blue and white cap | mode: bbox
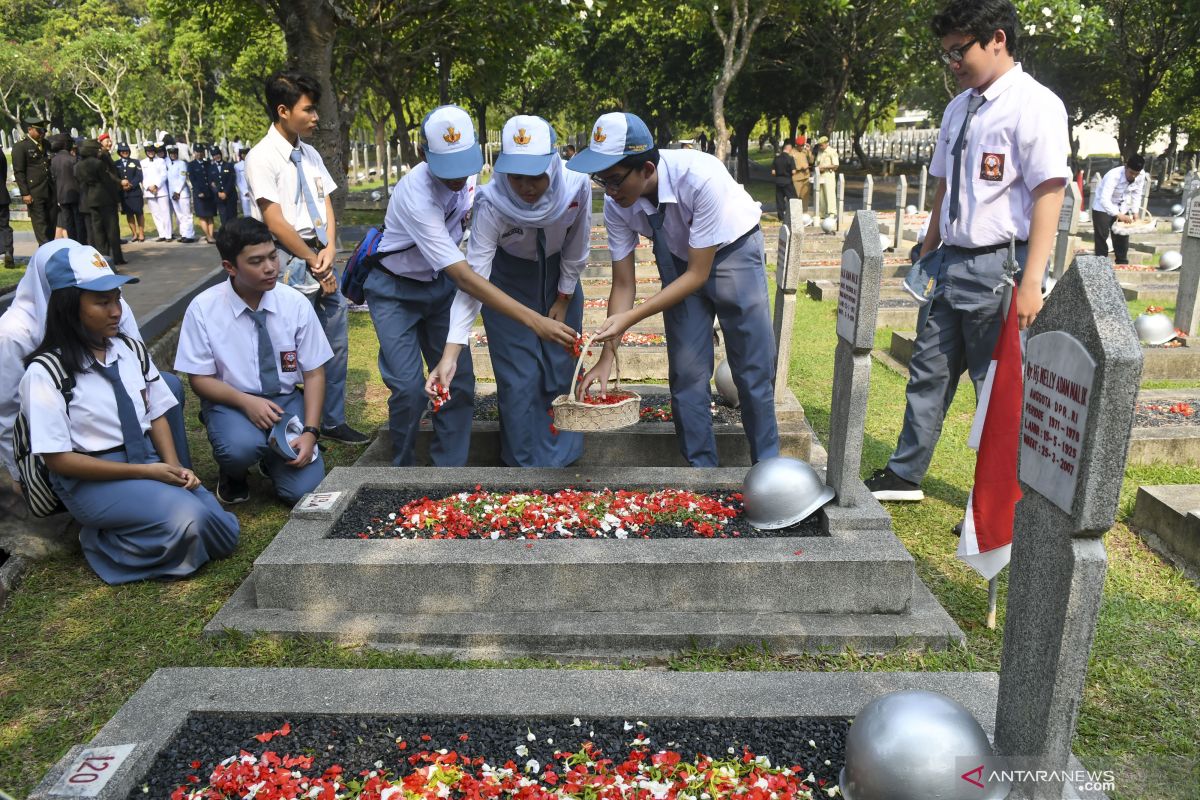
[420,105,484,180]
[495,115,558,176]
[566,112,655,173]
[44,245,139,292]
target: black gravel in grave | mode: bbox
[1134,397,1200,428]
[328,487,826,540]
[126,713,850,800]
[471,392,743,426]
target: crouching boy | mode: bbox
[175,217,331,505]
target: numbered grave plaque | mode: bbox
[297,490,343,513]
[51,744,137,798]
[1019,331,1096,514]
[835,248,863,344]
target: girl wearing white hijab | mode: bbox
[0,240,191,489]
[427,115,591,466]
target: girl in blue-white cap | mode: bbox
[17,246,238,584]
[568,112,780,467]
[426,114,590,467]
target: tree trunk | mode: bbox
[733,119,754,184]
[713,76,732,165]
[271,0,344,217]
[438,54,451,106]
[709,0,767,165]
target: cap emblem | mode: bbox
[593,126,606,144]
[443,126,461,144]
[513,128,531,146]
[92,253,109,270]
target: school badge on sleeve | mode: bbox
[980,152,1005,181]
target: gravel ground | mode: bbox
[329,487,827,540]
[472,393,743,425]
[1134,397,1199,428]
[127,712,849,800]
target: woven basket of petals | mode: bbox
[552,332,641,431]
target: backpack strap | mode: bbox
[30,352,75,404]
[116,333,155,382]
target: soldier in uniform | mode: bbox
[0,144,13,267]
[75,139,126,265]
[165,145,197,243]
[209,146,239,226]
[11,118,56,244]
[187,142,217,243]
[50,133,85,243]
[116,142,146,243]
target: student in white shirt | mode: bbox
[175,218,332,505]
[1,240,193,513]
[865,0,1070,502]
[245,72,368,446]
[18,246,238,584]
[426,115,591,467]
[165,145,197,243]
[1090,154,1146,266]
[568,112,780,467]
[141,144,172,242]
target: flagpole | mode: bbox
[987,575,999,629]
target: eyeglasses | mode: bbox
[939,36,979,64]
[591,166,636,193]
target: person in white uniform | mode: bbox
[1090,154,1146,266]
[141,143,173,242]
[865,0,1070,502]
[18,246,238,584]
[235,147,255,218]
[568,112,780,467]
[174,218,331,506]
[165,145,197,242]
[427,114,590,467]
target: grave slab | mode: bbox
[207,466,964,657]
[471,343,706,382]
[1130,484,1200,579]
[31,667,1004,800]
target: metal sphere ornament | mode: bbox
[713,358,740,408]
[820,215,837,234]
[742,457,834,530]
[1159,250,1183,271]
[1171,216,1185,233]
[905,204,918,215]
[839,690,1010,800]
[1171,203,1185,216]
[370,190,383,202]
[1134,312,1177,346]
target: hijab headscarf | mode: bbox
[478,151,588,228]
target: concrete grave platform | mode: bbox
[31,667,1007,800]
[806,278,912,303]
[791,260,911,283]
[1127,389,1200,466]
[357,384,812,467]
[207,466,963,658]
[1122,282,1180,303]
[471,342,718,382]
[884,330,1200,383]
[1131,484,1200,580]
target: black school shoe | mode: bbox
[178,237,197,243]
[216,472,250,505]
[320,423,372,445]
[865,468,925,502]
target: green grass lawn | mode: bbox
[0,265,25,291]
[1,292,1198,797]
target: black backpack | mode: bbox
[12,334,152,518]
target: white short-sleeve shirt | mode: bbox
[377,162,476,280]
[244,125,337,240]
[19,337,177,456]
[141,157,167,197]
[447,175,592,345]
[166,159,190,196]
[930,64,1071,248]
[1091,166,1146,216]
[174,280,334,395]
[603,148,761,263]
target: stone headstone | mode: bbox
[812,163,823,218]
[1175,196,1200,336]
[995,255,1143,800]
[893,175,907,252]
[1182,170,1200,208]
[863,174,874,211]
[772,198,806,401]
[836,173,845,230]
[1052,181,1082,279]
[917,165,928,213]
[827,212,883,507]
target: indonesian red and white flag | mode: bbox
[957,301,1023,580]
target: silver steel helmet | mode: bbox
[820,215,837,234]
[742,457,834,529]
[1134,312,1176,346]
[1042,276,1057,298]
[714,358,739,407]
[1159,250,1183,271]
[1171,203,1185,216]
[1171,216,1186,233]
[879,233,892,252]
[800,213,814,227]
[839,690,1010,800]
[905,204,917,215]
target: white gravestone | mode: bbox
[1052,181,1082,279]
[1175,196,1200,336]
[863,174,874,211]
[917,165,928,213]
[893,175,907,252]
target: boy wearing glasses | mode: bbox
[568,112,779,468]
[866,0,1069,501]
